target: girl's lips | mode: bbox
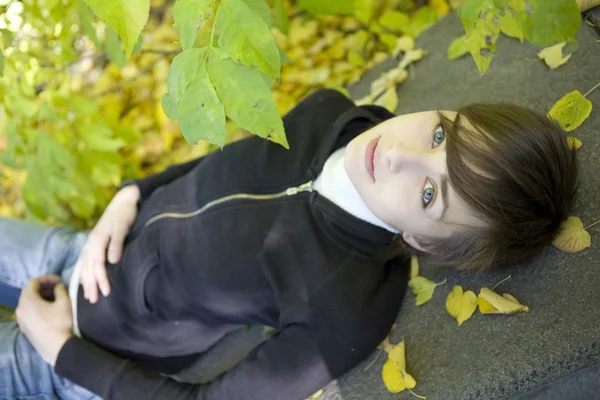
[364,136,380,182]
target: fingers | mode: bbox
[107,225,128,264]
[81,232,109,304]
[93,251,111,298]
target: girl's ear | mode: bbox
[402,232,430,253]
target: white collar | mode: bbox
[313,147,401,234]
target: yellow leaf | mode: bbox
[430,0,450,16]
[387,339,408,371]
[567,136,582,150]
[374,87,398,112]
[552,216,592,253]
[347,51,365,67]
[354,0,376,24]
[477,287,529,314]
[548,90,593,132]
[391,36,415,58]
[445,286,477,326]
[477,295,496,314]
[537,43,572,69]
[370,67,408,99]
[398,48,426,69]
[382,339,417,393]
[410,255,419,278]
[382,359,417,393]
[306,389,324,400]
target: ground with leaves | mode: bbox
[316,10,599,400]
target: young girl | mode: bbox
[1,88,578,400]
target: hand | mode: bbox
[79,184,140,304]
[16,276,73,367]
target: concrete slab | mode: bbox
[324,9,600,400]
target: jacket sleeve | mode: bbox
[121,156,204,204]
[54,324,356,400]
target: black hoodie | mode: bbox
[55,89,410,400]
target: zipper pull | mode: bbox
[286,181,313,196]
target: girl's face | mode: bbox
[345,110,484,252]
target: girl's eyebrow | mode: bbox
[438,174,449,222]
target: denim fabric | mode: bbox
[0,217,99,400]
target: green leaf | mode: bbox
[83,0,150,57]
[408,276,447,306]
[0,29,15,48]
[133,34,143,55]
[273,0,289,35]
[241,0,272,27]
[459,0,485,33]
[163,47,208,117]
[77,0,101,48]
[6,89,39,118]
[162,93,178,119]
[207,48,288,148]
[278,45,292,63]
[72,95,99,116]
[39,103,61,121]
[448,34,468,60]
[522,0,581,47]
[354,0,377,24]
[178,76,226,146]
[215,0,281,78]
[402,6,438,37]
[378,10,410,32]
[106,26,126,69]
[547,90,592,132]
[499,13,523,42]
[298,0,354,15]
[38,132,76,171]
[0,49,4,76]
[465,18,500,73]
[173,0,215,51]
[80,123,126,151]
[161,47,226,145]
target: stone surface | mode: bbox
[321,10,600,400]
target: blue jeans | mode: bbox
[0,217,100,400]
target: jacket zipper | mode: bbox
[143,180,314,228]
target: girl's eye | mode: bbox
[422,180,435,207]
[432,125,445,148]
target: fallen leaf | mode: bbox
[567,136,582,150]
[378,10,410,32]
[548,90,593,132]
[370,67,408,99]
[382,339,417,393]
[374,87,398,112]
[447,34,468,60]
[477,287,529,314]
[306,389,324,399]
[391,36,415,58]
[552,216,592,253]
[446,286,477,326]
[537,42,572,69]
[408,276,447,306]
[398,48,426,70]
[410,255,419,278]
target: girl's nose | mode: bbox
[386,142,425,174]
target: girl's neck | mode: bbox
[313,147,401,234]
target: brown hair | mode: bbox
[385,103,579,272]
